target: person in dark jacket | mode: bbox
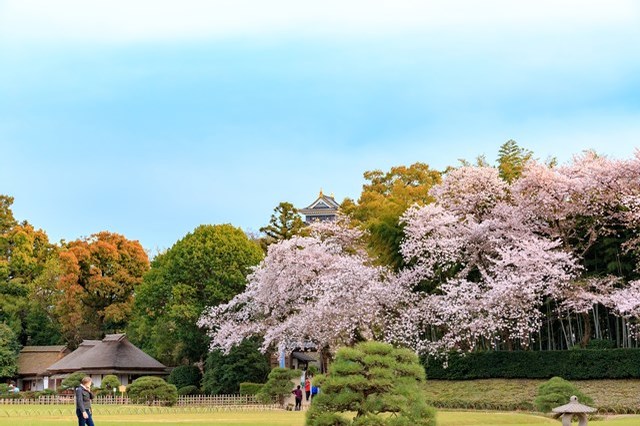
[292,385,303,411]
[75,376,95,426]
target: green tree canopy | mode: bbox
[127,224,263,365]
[0,195,61,346]
[534,376,593,413]
[168,365,202,390]
[0,195,16,235]
[259,202,305,249]
[497,139,533,182]
[202,337,270,394]
[0,322,20,379]
[306,341,436,426]
[24,257,63,345]
[342,163,441,269]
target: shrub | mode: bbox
[177,385,200,395]
[0,384,22,399]
[239,382,264,395]
[97,375,121,396]
[167,365,202,390]
[0,384,10,395]
[256,368,299,405]
[534,377,593,413]
[126,376,178,406]
[61,372,89,389]
[423,349,640,380]
[306,341,436,426]
[102,375,121,390]
[38,389,57,397]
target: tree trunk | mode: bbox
[559,317,570,350]
[593,305,600,340]
[319,347,331,374]
[580,312,591,348]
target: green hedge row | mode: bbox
[423,349,640,380]
[239,382,264,395]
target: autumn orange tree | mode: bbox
[56,232,149,345]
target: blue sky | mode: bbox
[1,1,639,252]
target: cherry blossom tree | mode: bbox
[392,152,640,354]
[198,218,400,356]
[392,201,579,354]
[514,151,640,347]
[200,152,640,359]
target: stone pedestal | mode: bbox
[561,412,588,426]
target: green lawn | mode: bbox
[1,406,639,426]
[424,379,640,413]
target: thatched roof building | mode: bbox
[47,334,167,388]
[17,345,70,391]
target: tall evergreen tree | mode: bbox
[496,139,533,182]
[259,202,305,249]
[0,195,17,235]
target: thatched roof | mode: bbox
[46,340,100,373]
[18,346,69,376]
[46,334,166,374]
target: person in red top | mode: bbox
[292,385,303,410]
[304,378,311,401]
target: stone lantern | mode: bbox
[552,395,596,426]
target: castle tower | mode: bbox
[299,189,339,223]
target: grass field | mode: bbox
[424,379,640,413]
[1,406,640,426]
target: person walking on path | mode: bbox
[292,385,303,411]
[75,376,95,426]
[304,377,311,401]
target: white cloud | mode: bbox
[1,0,638,44]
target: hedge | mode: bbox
[167,365,202,389]
[423,349,640,380]
[127,376,178,406]
[239,382,264,395]
[177,385,200,395]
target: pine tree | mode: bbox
[497,139,533,182]
[306,341,436,426]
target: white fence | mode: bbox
[0,394,263,406]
